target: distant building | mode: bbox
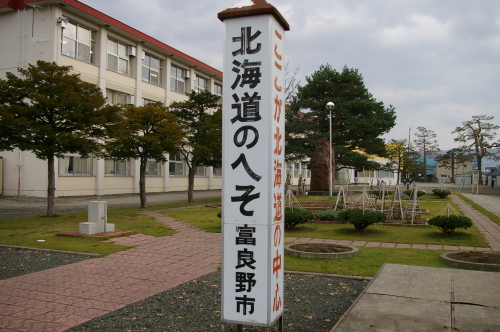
[0,0,223,197]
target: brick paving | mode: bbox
[0,211,221,332]
[1,193,499,331]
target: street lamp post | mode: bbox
[326,102,334,199]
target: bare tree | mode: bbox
[452,115,500,185]
[414,127,440,182]
[284,61,300,105]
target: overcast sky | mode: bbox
[80,0,499,151]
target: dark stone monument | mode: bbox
[310,137,335,192]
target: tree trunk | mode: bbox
[47,155,56,216]
[451,153,455,183]
[477,156,483,185]
[187,160,195,203]
[139,157,147,208]
[423,153,427,182]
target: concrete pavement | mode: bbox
[0,190,222,221]
[332,264,500,331]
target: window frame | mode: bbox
[213,167,222,177]
[107,39,131,75]
[194,74,207,93]
[169,152,186,177]
[170,64,187,94]
[58,155,93,176]
[142,52,161,86]
[146,159,162,177]
[106,89,134,105]
[62,21,95,63]
[104,158,131,176]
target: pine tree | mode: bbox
[286,64,396,169]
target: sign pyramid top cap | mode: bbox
[218,0,290,31]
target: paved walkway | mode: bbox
[1,193,499,331]
[0,211,221,331]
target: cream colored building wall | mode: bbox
[57,176,96,197]
[0,3,223,198]
[60,56,100,85]
[143,177,165,193]
[0,150,48,197]
[103,177,135,195]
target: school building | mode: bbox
[0,0,228,197]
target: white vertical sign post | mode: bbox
[218,1,289,329]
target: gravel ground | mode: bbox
[70,271,367,332]
[0,247,368,332]
[0,247,94,280]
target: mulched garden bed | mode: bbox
[447,251,500,264]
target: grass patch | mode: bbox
[0,200,221,256]
[163,207,222,233]
[164,206,488,247]
[285,247,456,277]
[288,222,487,247]
[456,193,500,226]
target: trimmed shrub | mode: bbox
[369,190,389,198]
[403,190,426,197]
[314,209,341,221]
[285,207,314,229]
[337,209,386,233]
[427,215,473,236]
[432,189,451,198]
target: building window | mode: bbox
[194,74,207,92]
[169,153,185,176]
[107,39,131,75]
[62,21,95,63]
[59,155,93,176]
[146,160,161,176]
[213,168,222,177]
[141,98,157,106]
[142,52,160,85]
[376,170,394,178]
[106,89,134,105]
[293,163,300,178]
[105,159,130,176]
[214,83,222,96]
[301,165,310,179]
[196,165,207,177]
[170,65,187,94]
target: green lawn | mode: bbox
[285,247,454,277]
[0,195,493,277]
[164,205,488,247]
[0,200,220,256]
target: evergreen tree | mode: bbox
[286,64,396,170]
[436,147,473,183]
[0,61,118,215]
[105,102,185,207]
[169,91,222,203]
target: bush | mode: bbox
[285,207,314,229]
[403,190,426,197]
[427,215,473,236]
[314,209,341,221]
[337,209,386,233]
[432,189,451,198]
